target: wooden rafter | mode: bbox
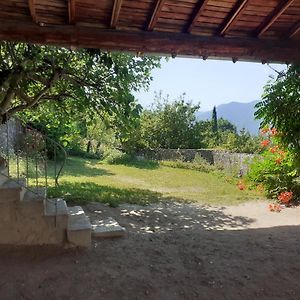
[219,0,249,36]
[28,0,37,23]
[0,21,299,63]
[257,0,295,37]
[111,0,123,29]
[289,21,300,38]
[68,0,76,24]
[186,0,210,33]
[147,0,167,31]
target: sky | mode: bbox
[134,58,286,112]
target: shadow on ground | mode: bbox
[48,182,163,207]
[86,201,255,232]
[49,157,114,178]
[0,223,300,300]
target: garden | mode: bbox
[1,42,300,299]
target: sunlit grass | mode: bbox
[47,156,263,207]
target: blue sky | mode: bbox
[134,58,286,111]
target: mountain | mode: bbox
[196,100,261,135]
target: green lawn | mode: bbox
[48,156,262,207]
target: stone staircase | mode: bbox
[0,168,92,247]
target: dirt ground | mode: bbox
[1,200,300,300]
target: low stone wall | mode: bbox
[138,149,255,175]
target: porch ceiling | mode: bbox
[0,0,300,63]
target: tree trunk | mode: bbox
[86,140,92,153]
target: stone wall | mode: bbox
[0,118,24,155]
[138,149,256,175]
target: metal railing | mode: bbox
[0,117,67,199]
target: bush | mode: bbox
[247,128,299,204]
[68,146,103,160]
[102,148,132,164]
[160,153,218,173]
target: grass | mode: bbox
[47,156,263,207]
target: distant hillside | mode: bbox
[196,100,261,135]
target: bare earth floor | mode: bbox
[1,201,300,300]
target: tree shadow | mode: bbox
[49,180,256,230]
[1,225,300,300]
[48,182,163,207]
[102,201,256,232]
[48,157,114,178]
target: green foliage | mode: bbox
[211,106,218,133]
[251,65,300,204]
[102,147,132,165]
[160,154,218,173]
[247,134,299,202]
[1,42,160,159]
[255,65,300,154]
[138,92,202,149]
[221,128,261,154]
[0,42,160,125]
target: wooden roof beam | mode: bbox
[186,0,210,33]
[28,0,37,23]
[147,0,167,31]
[68,0,76,24]
[219,0,249,36]
[289,21,300,38]
[111,0,123,29]
[0,21,299,63]
[257,0,295,37]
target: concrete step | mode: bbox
[0,167,9,186]
[92,217,126,238]
[44,198,68,217]
[23,188,46,203]
[44,198,69,229]
[0,179,26,202]
[67,206,91,248]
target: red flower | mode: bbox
[260,127,269,135]
[237,181,245,190]
[278,191,293,204]
[261,140,270,147]
[269,146,279,153]
[269,203,282,212]
[275,157,282,165]
[270,128,278,136]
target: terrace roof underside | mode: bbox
[0,0,300,63]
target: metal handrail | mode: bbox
[23,121,67,187]
[0,117,67,199]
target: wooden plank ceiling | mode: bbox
[0,0,299,62]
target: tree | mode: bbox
[138,93,201,149]
[255,65,300,153]
[0,42,161,124]
[211,105,220,145]
[211,106,218,133]
[218,118,236,133]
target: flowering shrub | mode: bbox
[237,180,246,190]
[278,191,293,205]
[247,127,299,205]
